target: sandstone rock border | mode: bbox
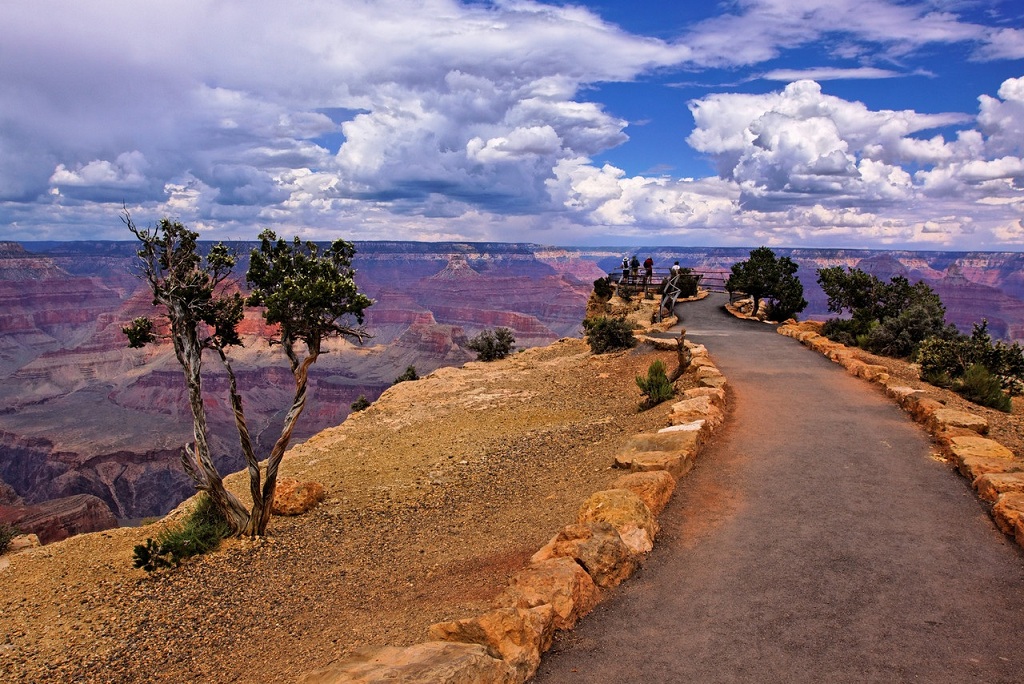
[777,321,1024,553]
[301,311,728,683]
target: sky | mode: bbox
[1,0,1023,250]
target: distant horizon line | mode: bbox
[6,238,1024,256]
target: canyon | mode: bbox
[1,239,1022,533]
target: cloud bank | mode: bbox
[0,0,1022,248]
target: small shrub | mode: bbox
[393,365,418,384]
[0,522,18,555]
[636,360,674,408]
[954,364,1012,412]
[350,395,371,412]
[467,327,516,361]
[918,321,1024,396]
[133,494,231,572]
[583,316,636,354]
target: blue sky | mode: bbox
[1,1,1023,249]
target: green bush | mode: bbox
[0,522,18,555]
[133,494,231,572]
[393,365,418,384]
[636,360,674,408]
[350,395,371,412]
[467,327,516,361]
[593,276,614,301]
[583,316,637,354]
[918,321,1024,396]
[817,267,950,356]
[821,318,859,347]
[954,364,1012,412]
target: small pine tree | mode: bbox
[467,327,516,361]
[636,360,674,408]
[350,395,371,412]
[393,366,418,384]
[954,364,1012,412]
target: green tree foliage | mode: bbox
[583,316,637,354]
[816,267,954,357]
[592,276,614,301]
[393,365,419,384]
[467,327,516,361]
[726,247,807,321]
[918,321,1024,400]
[636,359,674,408]
[122,212,371,537]
[350,395,371,412]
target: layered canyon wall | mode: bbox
[2,240,1021,533]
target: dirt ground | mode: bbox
[0,337,684,683]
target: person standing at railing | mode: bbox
[629,255,640,284]
[643,256,654,293]
[621,256,629,283]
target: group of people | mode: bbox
[620,255,683,291]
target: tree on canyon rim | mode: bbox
[122,211,372,536]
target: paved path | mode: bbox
[535,294,1024,683]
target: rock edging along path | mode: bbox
[534,293,1024,683]
[300,312,730,683]
[777,320,1024,552]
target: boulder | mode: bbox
[683,386,726,407]
[856,364,890,383]
[613,449,692,478]
[947,435,1015,465]
[578,489,657,554]
[613,429,702,478]
[695,365,723,381]
[992,493,1024,547]
[904,396,945,423]
[494,557,599,631]
[930,409,989,435]
[884,385,924,406]
[958,456,1022,482]
[612,470,676,516]
[272,477,326,516]
[698,374,728,390]
[428,605,555,682]
[299,641,517,684]
[6,533,41,554]
[669,396,724,429]
[974,472,1024,502]
[530,522,638,589]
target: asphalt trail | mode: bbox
[535,293,1024,683]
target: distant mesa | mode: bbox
[428,254,483,281]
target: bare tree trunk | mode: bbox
[172,313,248,533]
[215,346,261,531]
[245,347,318,536]
[668,327,692,383]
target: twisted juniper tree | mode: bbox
[122,211,371,536]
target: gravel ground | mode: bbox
[0,337,685,683]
